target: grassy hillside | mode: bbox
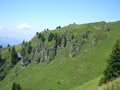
[0,21,120,90]
[74,77,120,90]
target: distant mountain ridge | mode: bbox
[0,37,22,47]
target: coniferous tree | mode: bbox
[56,35,62,46]
[20,46,26,56]
[48,33,54,42]
[8,47,11,52]
[56,26,61,29]
[0,45,2,49]
[38,33,41,39]
[26,42,33,54]
[11,46,18,65]
[99,39,120,85]
[11,82,22,90]
[11,82,16,90]
[58,25,61,28]
[41,34,45,42]
[17,84,22,90]
[54,33,57,41]
[7,44,10,47]
[47,28,49,31]
[7,44,11,52]
[0,50,5,67]
[22,40,25,45]
[22,40,27,47]
[0,50,2,66]
[36,32,39,35]
[54,33,62,46]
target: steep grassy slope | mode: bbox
[0,21,120,90]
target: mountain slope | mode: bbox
[0,21,120,90]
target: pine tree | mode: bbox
[27,42,33,54]
[41,34,45,42]
[36,32,39,35]
[47,28,49,31]
[56,35,62,46]
[20,46,26,56]
[0,50,2,66]
[99,39,120,85]
[7,44,10,47]
[38,33,41,39]
[48,33,54,42]
[54,33,57,41]
[56,25,61,29]
[0,45,2,49]
[11,82,22,90]
[11,46,18,65]
[22,40,25,45]
[11,82,16,90]
[17,84,22,90]
[8,47,11,52]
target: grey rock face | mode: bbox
[104,25,110,32]
[69,42,83,58]
[33,49,39,63]
[92,39,97,47]
[61,37,67,48]
[17,52,22,58]
[49,48,56,56]
[21,57,29,67]
[40,45,57,63]
[42,48,48,56]
[82,31,89,40]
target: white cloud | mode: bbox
[16,23,31,30]
[0,26,4,30]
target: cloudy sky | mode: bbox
[0,0,120,41]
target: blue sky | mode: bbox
[0,0,120,41]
